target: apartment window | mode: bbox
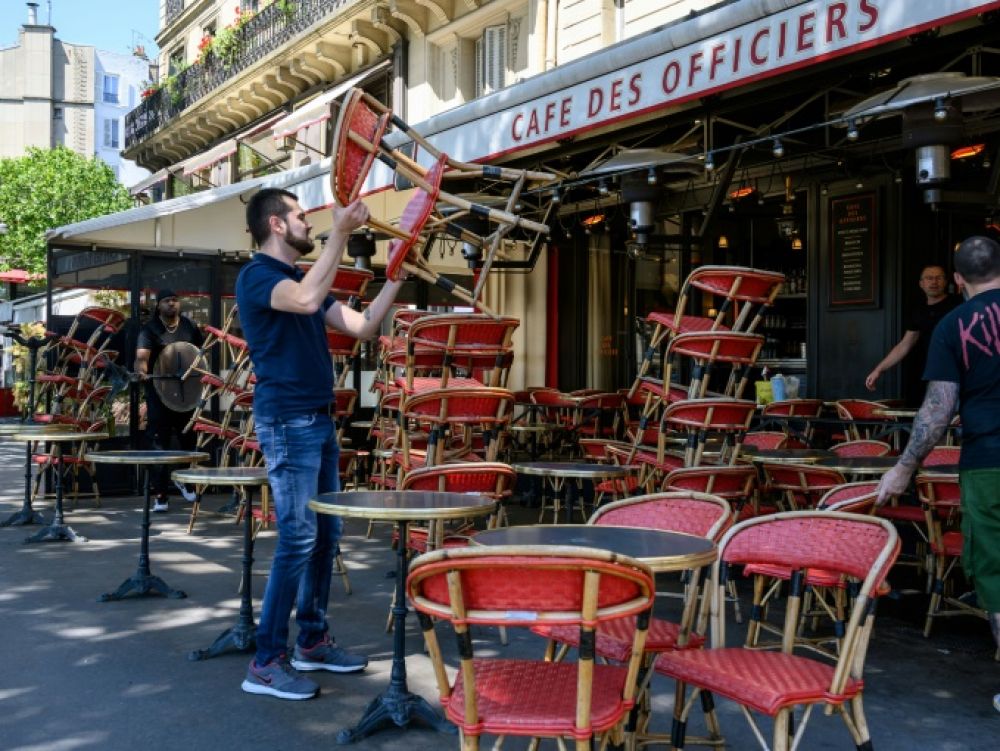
[475,25,507,97]
[53,107,63,119]
[169,46,186,75]
[104,118,120,149]
[103,74,120,104]
[241,0,260,11]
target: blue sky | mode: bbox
[2,0,160,56]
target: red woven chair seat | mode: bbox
[595,476,640,494]
[534,617,705,663]
[200,373,225,389]
[445,659,631,738]
[368,474,397,489]
[333,87,391,205]
[395,375,484,394]
[931,530,963,557]
[655,648,861,716]
[646,312,729,335]
[32,454,88,466]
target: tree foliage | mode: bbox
[0,146,132,276]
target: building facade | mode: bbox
[0,4,150,186]
[57,0,1000,399]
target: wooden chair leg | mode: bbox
[333,547,352,595]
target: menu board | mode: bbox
[829,193,878,307]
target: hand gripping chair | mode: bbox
[633,265,784,387]
[407,545,656,751]
[655,511,900,751]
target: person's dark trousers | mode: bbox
[145,393,197,497]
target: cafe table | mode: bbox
[85,449,209,602]
[308,490,496,744]
[813,456,900,476]
[473,524,717,573]
[14,427,108,543]
[0,422,75,528]
[173,466,269,661]
[512,460,639,523]
[739,447,835,464]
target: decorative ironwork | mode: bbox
[126,0,357,153]
[165,0,185,27]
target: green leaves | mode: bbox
[0,146,132,276]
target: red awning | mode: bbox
[0,270,42,284]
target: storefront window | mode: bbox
[141,255,212,328]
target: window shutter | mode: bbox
[477,24,507,96]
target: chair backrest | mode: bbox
[915,474,962,511]
[761,398,824,418]
[829,440,892,457]
[661,399,757,433]
[403,313,519,388]
[591,491,733,541]
[759,463,846,508]
[407,546,655,741]
[742,431,789,450]
[662,465,757,502]
[712,512,899,665]
[663,331,764,399]
[674,265,785,333]
[835,399,894,422]
[400,462,515,500]
[816,481,880,513]
[921,445,961,467]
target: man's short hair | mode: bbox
[955,235,1000,283]
[246,188,298,246]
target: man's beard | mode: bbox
[284,226,315,254]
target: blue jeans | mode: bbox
[254,411,342,665]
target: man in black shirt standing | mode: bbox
[877,236,1000,713]
[135,289,204,512]
[865,264,962,404]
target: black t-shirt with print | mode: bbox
[923,288,1000,469]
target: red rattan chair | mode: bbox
[659,398,757,467]
[662,465,758,516]
[633,266,783,386]
[742,431,790,450]
[761,398,825,445]
[656,511,900,751]
[834,399,897,443]
[407,546,655,750]
[921,445,961,467]
[829,439,892,457]
[916,475,990,640]
[759,462,846,511]
[743,482,882,656]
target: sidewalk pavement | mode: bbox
[1,436,997,751]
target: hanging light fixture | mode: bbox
[598,179,609,196]
[846,119,859,141]
[704,151,715,172]
[772,138,785,158]
[717,234,729,249]
[791,235,803,251]
[934,96,949,121]
[646,167,657,185]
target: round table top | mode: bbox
[172,466,269,485]
[873,408,917,418]
[813,456,899,473]
[14,430,108,443]
[84,449,210,465]
[512,461,638,479]
[740,448,835,464]
[474,524,717,573]
[0,422,76,437]
[310,490,496,521]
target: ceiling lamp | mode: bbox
[728,186,755,199]
[951,143,986,160]
[717,234,729,249]
[704,151,715,172]
[772,138,785,158]
[581,213,605,227]
[791,235,803,251]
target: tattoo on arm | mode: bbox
[363,308,372,321]
[899,381,959,467]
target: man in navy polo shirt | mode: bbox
[236,188,405,700]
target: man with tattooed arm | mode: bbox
[877,235,1000,712]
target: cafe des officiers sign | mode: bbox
[422,0,1000,164]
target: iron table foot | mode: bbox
[24,523,87,543]
[2,507,46,527]
[188,620,257,661]
[99,574,186,602]
[335,687,455,744]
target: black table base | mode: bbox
[2,505,46,528]
[190,488,257,660]
[336,519,455,744]
[100,468,186,601]
[26,523,87,543]
[23,446,85,544]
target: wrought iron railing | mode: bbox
[126,0,356,152]
[165,0,185,27]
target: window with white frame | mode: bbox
[475,24,507,97]
[104,118,120,149]
[103,74,120,104]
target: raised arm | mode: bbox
[325,278,406,340]
[269,201,370,314]
[865,330,920,390]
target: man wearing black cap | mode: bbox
[135,289,204,512]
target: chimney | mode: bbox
[27,2,39,25]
